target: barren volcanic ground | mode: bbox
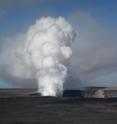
[0,89,117,124]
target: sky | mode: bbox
[0,0,117,88]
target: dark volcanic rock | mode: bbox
[0,96,117,124]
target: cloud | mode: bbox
[0,33,37,88]
[69,11,117,86]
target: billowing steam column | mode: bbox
[25,17,76,96]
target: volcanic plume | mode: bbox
[25,17,76,96]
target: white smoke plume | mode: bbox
[25,17,76,96]
[0,13,116,90]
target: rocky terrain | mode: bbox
[0,89,117,124]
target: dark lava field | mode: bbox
[0,95,117,124]
[0,89,117,124]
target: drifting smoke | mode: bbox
[0,13,116,90]
[25,17,76,96]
